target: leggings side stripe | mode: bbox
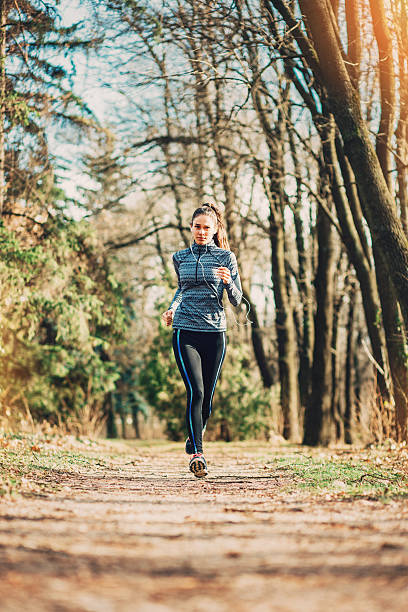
[176,329,197,452]
[208,331,226,417]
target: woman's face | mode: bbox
[191,214,217,245]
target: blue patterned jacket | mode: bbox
[168,239,243,332]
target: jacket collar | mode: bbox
[191,238,216,253]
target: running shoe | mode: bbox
[185,437,194,455]
[189,453,208,478]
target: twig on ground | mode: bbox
[354,472,402,485]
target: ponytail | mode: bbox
[191,203,230,250]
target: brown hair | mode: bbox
[191,203,230,250]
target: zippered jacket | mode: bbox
[168,239,243,332]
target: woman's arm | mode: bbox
[217,252,242,307]
[162,254,182,326]
[168,254,183,312]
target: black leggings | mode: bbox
[173,329,226,454]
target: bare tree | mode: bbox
[82,0,408,443]
[265,0,408,440]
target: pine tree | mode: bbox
[0,0,96,217]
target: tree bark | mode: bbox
[372,244,408,440]
[344,281,357,443]
[132,406,141,439]
[395,3,408,234]
[269,206,301,441]
[245,62,300,438]
[368,0,396,190]
[288,124,314,409]
[104,392,117,439]
[295,0,408,330]
[345,0,362,89]
[331,269,344,443]
[322,118,391,403]
[242,285,274,388]
[303,193,336,446]
[0,2,6,214]
[250,93,301,440]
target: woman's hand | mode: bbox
[162,310,174,326]
[216,266,231,284]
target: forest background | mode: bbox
[1,0,408,448]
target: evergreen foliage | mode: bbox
[0,216,129,427]
[0,2,135,434]
[1,0,96,211]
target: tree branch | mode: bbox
[104,223,187,251]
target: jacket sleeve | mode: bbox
[224,252,243,307]
[168,253,182,311]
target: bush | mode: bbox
[138,310,279,441]
[0,217,128,429]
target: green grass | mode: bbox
[0,432,114,498]
[263,451,408,500]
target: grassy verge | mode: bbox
[262,446,408,500]
[0,432,115,498]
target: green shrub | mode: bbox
[0,217,128,427]
[138,310,279,441]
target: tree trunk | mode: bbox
[303,202,336,445]
[242,285,275,388]
[288,124,314,409]
[331,276,344,443]
[0,2,6,213]
[296,0,408,330]
[104,392,117,439]
[270,210,300,441]
[220,418,231,442]
[345,0,362,89]
[293,207,314,410]
[365,1,408,439]
[372,245,408,440]
[344,282,357,443]
[322,120,392,403]
[396,5,408,235]
[132,407,141,439]
[368,0,396,190]
[248,71,300,439]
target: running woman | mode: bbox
[162,204,242,478]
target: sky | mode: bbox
[51,0,122,213]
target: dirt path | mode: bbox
[1,441,407,611]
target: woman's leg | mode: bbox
[201,332,226,431]
[172,330,205,454]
